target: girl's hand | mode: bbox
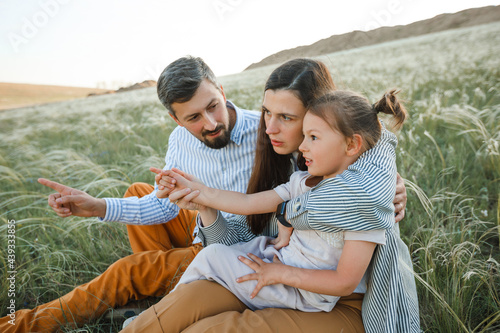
[269,223,293,250]
[150,167,176,199]
[236,253,284,299]
[394,173,407,223]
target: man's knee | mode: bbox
[124,182,154,198]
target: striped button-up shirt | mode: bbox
[102,101,260,226]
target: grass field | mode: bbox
[1,22,499,332]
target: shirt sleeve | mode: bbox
[197,211,280,246]
[344,229,386,245]
[196,211,257,246]
[100,129,182,225]
[273,179,292,201]
[285,128,398,233]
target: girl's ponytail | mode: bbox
[309,88,408,153]
[372,89,407,130]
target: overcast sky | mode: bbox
[1,0,498,88]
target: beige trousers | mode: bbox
[121,280,365,333]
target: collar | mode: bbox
[227,100,245,146]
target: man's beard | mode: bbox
[201,124,231,149]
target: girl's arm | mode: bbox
[164,187,280,247]
[236,240,376,298]
[160,168,284,216]
[167,187,218,228]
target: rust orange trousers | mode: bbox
[0,183,201,333]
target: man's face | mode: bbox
[170,79,232,149]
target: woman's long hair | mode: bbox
[246,59,336,234]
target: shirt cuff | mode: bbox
[197,211,229,247]
[99,198,123,222]
[285,191,312,230]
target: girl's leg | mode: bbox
[182,293,364,333]
[121,280,247,333]
[176,239,299,311]
[0,246,202,333]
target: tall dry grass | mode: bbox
[1,22,499,332]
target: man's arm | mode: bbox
[101,129,184,224]
[40,130,183,224]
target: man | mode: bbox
[0,56,261,332]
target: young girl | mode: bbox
[156,89,407,313]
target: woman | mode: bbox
[121,59,414,333]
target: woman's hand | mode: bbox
[168,187,219,227]
[236,253,284,299]
[151,167,203,199]
[394,173,407,223]
[168,188,203,211]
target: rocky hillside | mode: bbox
[245,5,500,70]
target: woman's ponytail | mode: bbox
[372,89,407,130]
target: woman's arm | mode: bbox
[160,168,284,216]
[236,240,376,298]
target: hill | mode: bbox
[0,82,111,111]
[245,5,500,70]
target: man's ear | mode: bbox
[169,113,183,127]
[346,134,363,156]
[220,85,227,103]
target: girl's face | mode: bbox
[262,89,307,155]
[299,112,350,179]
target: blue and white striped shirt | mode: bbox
[285,128,420,333]
[102,101,261,226]
[198,127,420,333]
[197,127,399,246]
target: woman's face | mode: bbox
[262,89,307,155]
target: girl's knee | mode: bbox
[198,244,229,258]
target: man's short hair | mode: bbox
[157,56,220,116]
